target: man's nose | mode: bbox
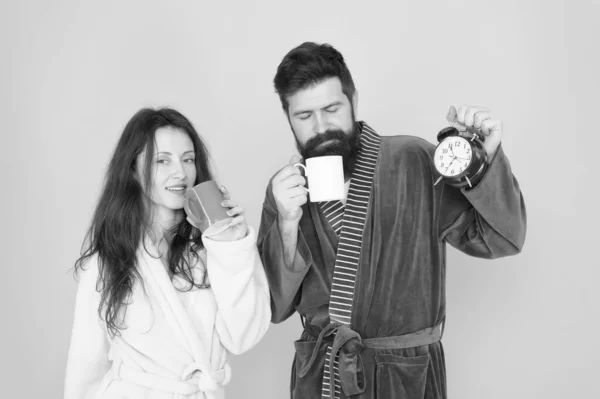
[313,112,329,135]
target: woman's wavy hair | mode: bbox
[74,107,213,337]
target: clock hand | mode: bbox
[445,158,456,172]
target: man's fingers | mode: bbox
[274,163,303,183]
[279,174,307,190]
[464,108,478,127]
[289,154,303,166]
[274,184,308,204]
[473,112,492,130]
[286,186,309,199]
[456,105,491,127]
[481,119,502,136]
[446,105,458,124]
[290,194,308,208]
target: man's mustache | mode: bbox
[302,130,348,155]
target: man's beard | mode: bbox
[295,123,360,180]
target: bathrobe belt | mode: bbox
[297,321,444,397]
[112,359,232,397]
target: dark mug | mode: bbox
[184,180,233,236]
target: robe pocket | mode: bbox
[292,339,328,399]
[375,353,430,399]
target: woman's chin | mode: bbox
[167,199,186,210]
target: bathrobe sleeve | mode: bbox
[64,256,111,399]
[202,226,271,355]
[256,179,314,323]
[437,145,527,258]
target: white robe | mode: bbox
[64,227,271,399]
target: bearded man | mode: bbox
[257,41,526,399]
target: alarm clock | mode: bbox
[433,126,488,188]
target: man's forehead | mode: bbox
[288,77,347,111]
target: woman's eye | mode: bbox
[326,107,339,113]
[184,158,195,163]
[157,159,167,164]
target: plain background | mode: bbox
[2,0,598,398]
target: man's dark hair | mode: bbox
[273,42,356,112]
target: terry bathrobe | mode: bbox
[257,122,526,399]
[65,227,271,399]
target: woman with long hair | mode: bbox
[64,108,270,399]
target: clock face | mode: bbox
[434,136,473,177]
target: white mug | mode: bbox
[295,155,345,202]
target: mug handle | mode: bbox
[294,163,307,174]
[293,163,310,192]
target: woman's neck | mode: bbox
[148,209,184,253]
